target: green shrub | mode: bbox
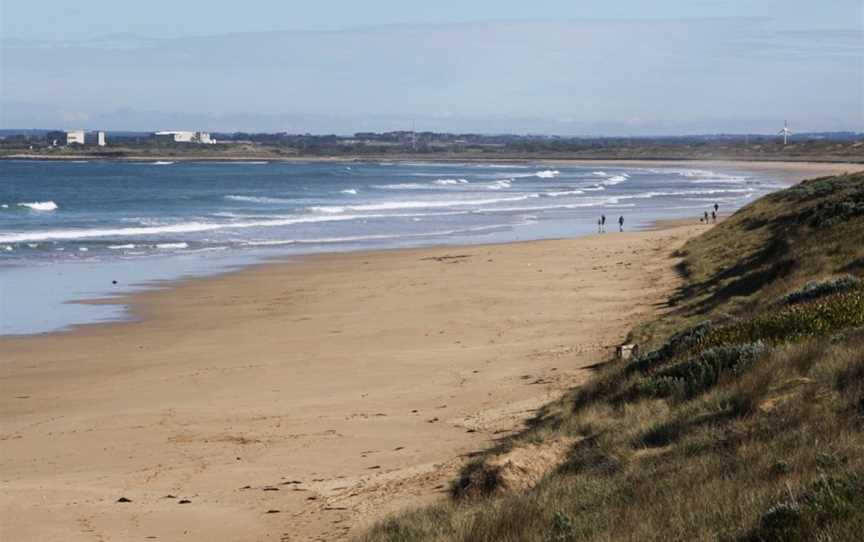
[628,321,714,374]
[632,342,769,400]
[777,276,862,306]
[742,474,864,541]
[707,289,864,347]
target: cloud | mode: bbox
[1,19,861,133]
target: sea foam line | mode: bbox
[307,194,539,214]
[17,201,59,211]
[225,195,294,204]
[0,214,363,243]
[0,210,476,244]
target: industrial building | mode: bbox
[65,130,85,145]
[154,131,215,144]
[84,131,107,146]
[45,130,106,146]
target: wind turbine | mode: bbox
[778,120,792,145]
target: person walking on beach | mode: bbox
[714,202,719,214]
[712,210,717,223]
[597,218,602,233]
[618,215,624,232]
[704,211,710,223]
[601,214,607,233]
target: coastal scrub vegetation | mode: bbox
[357,172,864,542]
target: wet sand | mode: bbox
[1,224,702,541]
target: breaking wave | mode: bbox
[535,170,560,178]
[487,180,512,190]
[307,195,539,214]
[18,201,58,211]
[225,195,293,204]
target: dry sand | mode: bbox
[0,224,701,542]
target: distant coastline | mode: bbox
[3,152,863,166]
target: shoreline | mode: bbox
[3,154,863,171]
[1,154,853,338]
[1,225,701,541]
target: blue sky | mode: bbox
[1,1,862,134]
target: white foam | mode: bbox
[378,179,471,190]
[646,168,745,182]
[689,177,748,184]
[18,201,58,211]
[603,175,628,185]
[244,221,530,247]
[225,195,293,204]
[1,204,8,208]
[508,170,560,179]
[307,195,539,214]
[618,188,755,201]
[0,214,369,244]
[152,161,175,165]
[340,188,358,195]
[592,171,608,177]
[487,180,512,190]
[108,244,136,249]
[544,190,585,197]
[78,247,88,252]
[156,242,189,250]
[375,183,430,190]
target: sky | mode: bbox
[1,0,862,135]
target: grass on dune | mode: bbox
[357,172,864,542]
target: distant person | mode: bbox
[618,215,624,232]
[714,203,719,214]
[712,210,717,223]
[601,214,607,233]
[704,211,710,223]
[597,218,602,233]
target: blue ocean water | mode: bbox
[0,160,784,335]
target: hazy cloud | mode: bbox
[2,18,861,134]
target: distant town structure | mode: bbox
[44,130,106,146]
[65,130,85,145]
[84,131,107,146]
[154,131,215,144]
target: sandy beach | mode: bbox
[2,159,861,541]
[1,222,703,541]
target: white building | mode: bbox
[154,131,215,144]
[84,131,107,146]
[66,130,85,145]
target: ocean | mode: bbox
[0,160,785,335]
